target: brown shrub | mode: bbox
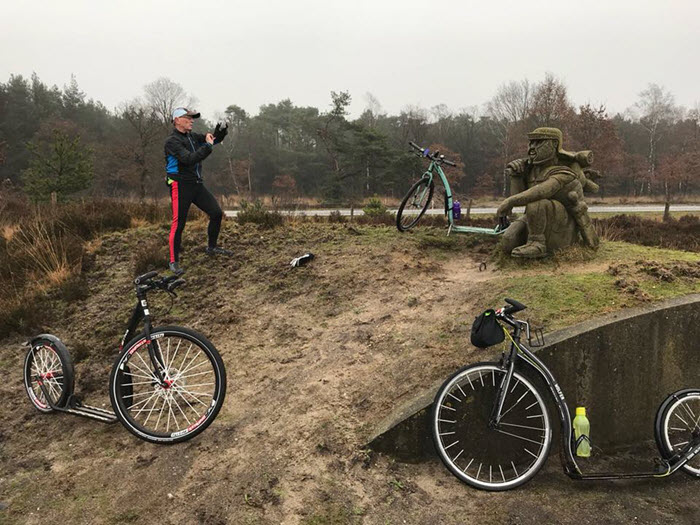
[132,237,169,276]
[593,215,700,252]
[0,198,171,341]
[0,291,47,336]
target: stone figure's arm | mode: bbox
[505,158,530,196]
[497,177,562,217]
[508,177,562,206]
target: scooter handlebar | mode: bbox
[134,271,158,285]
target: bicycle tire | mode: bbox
[396,178,434,232]
[432,362,552,491]
[23,336,75,413]
[109,326,226,444]
[654,388,700,478]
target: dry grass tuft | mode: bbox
[13,218,77,279]
[130,216,149,229]
[1,223,19,242]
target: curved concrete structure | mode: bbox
[367,294,700,461]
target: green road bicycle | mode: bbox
[396,142,509,235]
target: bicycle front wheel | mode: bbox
[109,326,226,444]
[432,362,552,491]
[396,178,434,232]
[655,389,700,478]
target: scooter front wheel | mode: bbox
[23,335,75,413]
[432,362,552,491]
[109,326,227,444]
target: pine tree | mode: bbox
[21,128,93,202]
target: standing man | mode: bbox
[165,107,231,274]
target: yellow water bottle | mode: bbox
[573,407,591,457]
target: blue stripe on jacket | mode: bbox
[166,155,178,174]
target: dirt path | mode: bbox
[1,222,698,524]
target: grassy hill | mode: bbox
[0,215,698,524]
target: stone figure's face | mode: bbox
[528,139,557,165]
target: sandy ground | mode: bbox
[0,221,698,524]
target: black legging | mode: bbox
[168,181,223,263]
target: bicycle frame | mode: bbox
[492,318,700,480]
[419,162,504,236]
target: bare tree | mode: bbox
[487,79,531,124]
[485,79,531,195]
[363,92,384,129]
[317,91,351,177]
[632,84,679,193]
[120,98,163,200]
[431,103,454,144]
[143,77,196,125]
[223,104,251,194]
[398,105,428,146]
[529,73,574,128]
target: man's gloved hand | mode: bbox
[213,122,229,143]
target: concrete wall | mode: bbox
[367,294,700,461]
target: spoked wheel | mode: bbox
[23,337,74,413]
[396,178,434,232]
[655,389,700,478]
[432,362,552,491]
[110,326,226,444]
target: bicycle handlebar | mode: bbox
[494,299,546,347]
[494,298,527,320]
[408,141,457,166]
[134,271,158,285]
[134,272,186,295]
[502,298,526,316]
[167,279,186,292]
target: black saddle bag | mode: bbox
[471,309,505,348]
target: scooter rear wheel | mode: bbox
[23,336,75,413]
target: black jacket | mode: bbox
[164,130,214,183]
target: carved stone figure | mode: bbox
[497,127,600,258]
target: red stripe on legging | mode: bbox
[169,181,179,263]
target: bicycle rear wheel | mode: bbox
[432,362,552,491]
[109,326,226,444]
[655,389,700,478]
[396,178,434,232]
[23,336,74,413]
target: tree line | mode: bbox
[0,73,698,204]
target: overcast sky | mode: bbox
[2,0,699,120]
